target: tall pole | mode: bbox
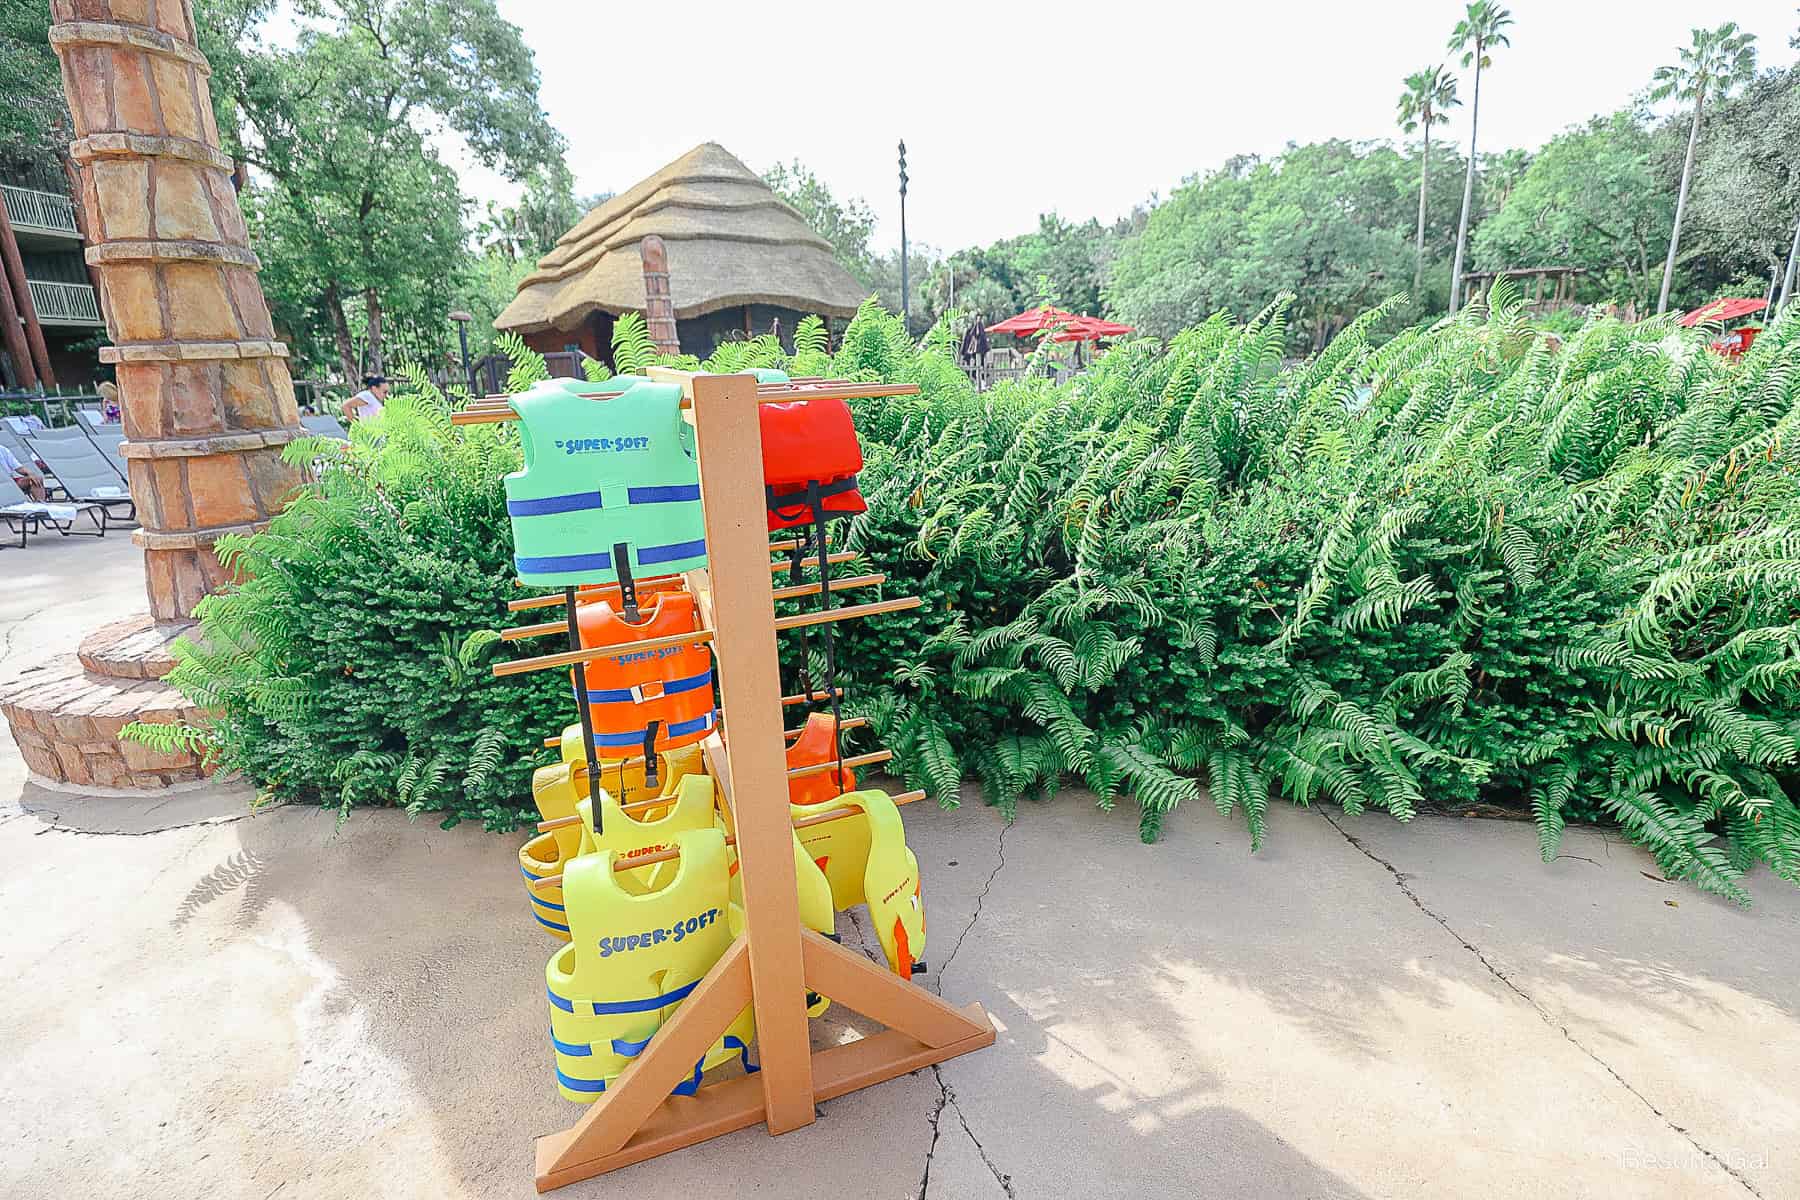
[449,310,474,395]
[897,139,909,332]
[1780,210,1800,313]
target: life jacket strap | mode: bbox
[547,977,699,1017]
[765,473,860,522]
[588,710,715,749]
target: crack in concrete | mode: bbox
[916,814,1013,1199]
[915,1068,951,1199]
[0,601,53,668]
[1319,808,1765,1199]
[22,804,276,838]
[935,816,1009,989]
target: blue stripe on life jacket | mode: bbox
[671,1059,704,1097]
[507,492,604,517]
[611,1032,653,1058]
[638,537,706,565]
[533,897,566,912]
[587,978,699,1015]
[723,1034,757,1075]
[555,1067,608,1094]
[551,1029,593,1057]
[666,711,715,739]
[589,710,714,748]
[584,668,713,705]
[516,550,612,574]
[627,484,701,504]
[520,865,548,881]
[533,911,571,935]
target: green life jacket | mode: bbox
[503,378,707,587]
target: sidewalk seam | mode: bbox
[1319,808,1764,1199]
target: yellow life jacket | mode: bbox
[546,827,755,1102]
[576,773,717,894]
[521,746,708,939]
[791,789,926,978]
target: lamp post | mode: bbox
[897,139,909,332]
[448,310,475,397]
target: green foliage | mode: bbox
[146,375,568,829]
[1105,142,1462,349]
[148,290,1800,902]
[1473,113,1673,308]
[0,4,67,159]
[825,285,1800,905]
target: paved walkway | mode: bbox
[2,536,1797,1199]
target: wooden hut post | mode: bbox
[639,234,680,356]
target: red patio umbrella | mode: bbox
[1050,315,1135,342]
[1677,297,1766,327]
[987,306,1134,342]
[986,305,1084,337]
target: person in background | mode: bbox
[98,380,122,423]
[0,442,47,500]
[343,374,388,422]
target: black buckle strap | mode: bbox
[565,586,602,834]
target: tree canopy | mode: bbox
[1105,142,1464,347]
[1472,113,1672,308]
[196,0,568,381]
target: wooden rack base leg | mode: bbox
[533,932,995,1193]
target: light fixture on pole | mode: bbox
[448,310,475,397]
[897,139,909,331]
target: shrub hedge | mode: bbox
[138,290,1800,902]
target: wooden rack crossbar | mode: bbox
[504,575,886,642]
[534,747,895,831]
[526,789,926,886]
[493,596,921,678]
[521,369,989,1192]
[505,546,853,613]
[543,713,867,750]
[451,381,919,425]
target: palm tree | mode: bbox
[1651,22,1759,315]
[1396,66,1459,295]
[1446,2,1513,315]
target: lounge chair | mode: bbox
[0,472,109,542]
[301,414,350,439]
[22,427,136,524]
[76,420,133,482]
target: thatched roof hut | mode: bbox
[495,143,868,365]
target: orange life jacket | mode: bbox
[760,398,865,532]
[785,711,856,806]
[571,591,715,760]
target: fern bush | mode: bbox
[824,289,1800,903]
[142,293,1800,900]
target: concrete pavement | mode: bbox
[2,534,1797,1199]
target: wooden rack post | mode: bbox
[529,370,994,1192]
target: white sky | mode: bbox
[472,0,1798,254]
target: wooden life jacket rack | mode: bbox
[454,369,994,1191]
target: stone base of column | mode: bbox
[0,615,211,790]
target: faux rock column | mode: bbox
[50,0,305,620]
[0,0,305,790]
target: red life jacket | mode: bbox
[785,712,856,805]
[570,591,715,760]
[760,398,866,532]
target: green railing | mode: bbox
[1,183,80,238]
[27,279,103,325]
